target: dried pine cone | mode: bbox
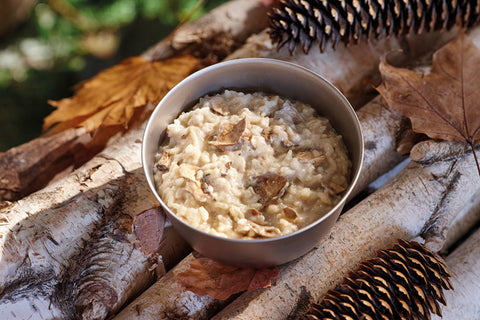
[269,0,480,53]
[302,239,453,320]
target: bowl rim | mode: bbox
[142,57,364,244]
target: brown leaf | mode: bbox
[177,256,279,300]
[44,54,206,135]
[376,30,480,168]
[132,206,166,256]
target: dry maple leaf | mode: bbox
[176,256,279,300]
[44,54,206,135]
[377,30,480,174]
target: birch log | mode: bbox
[0,124,189,319]
[441,189,480,252]
[431,227,480,319]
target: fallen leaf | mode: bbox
[377,30,480,173]
[176,256,279,300]
[44,54,206,135]
[132,206,166,256]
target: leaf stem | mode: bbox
[469,141,480,177]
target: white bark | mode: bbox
[113,255,222,320]
[441,189,480,252]
[411,140,478,164]
[432,227,480,319]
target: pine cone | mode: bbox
[269,0,480,53]
[303,239,453,320]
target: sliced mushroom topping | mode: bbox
[186,181,209,202]
[155,150,172,171]
[246,208,262,216]
[179,164,211,202]
[253,173,288,205]
[201,174,213,195]
[261,127,272,143]
[283,207,298,221]
[208,96,230,115]
[296,150,326,167]
[281,139,297,148]
[208,117,250,151]
[248,221,282,238]
[273,103,304,124]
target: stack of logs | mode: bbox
[0,0,479,319]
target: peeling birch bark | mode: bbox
[210,154,479,320]
[63,171,190,320]
[431,227,480,320]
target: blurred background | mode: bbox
[0,0,227,151]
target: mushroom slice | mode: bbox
[283,207,298,221]
[208,117,250,151]
[274,103,304,124]
[253,173,288,205]
[296,150,326,167]
[261,127,272,143]
[155,150,172,171]
[208,96,230,115]
[249,221,282,238]
[246,208,262,216]
[179,164,210,202]
[186,181,209,202]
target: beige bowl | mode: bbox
[142,58,363,267]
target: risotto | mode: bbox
[153,90,351,239]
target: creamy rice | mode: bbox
[154,90,351,239]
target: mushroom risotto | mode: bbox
[154,90,351,239]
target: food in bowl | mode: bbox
[153,90,351,239]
